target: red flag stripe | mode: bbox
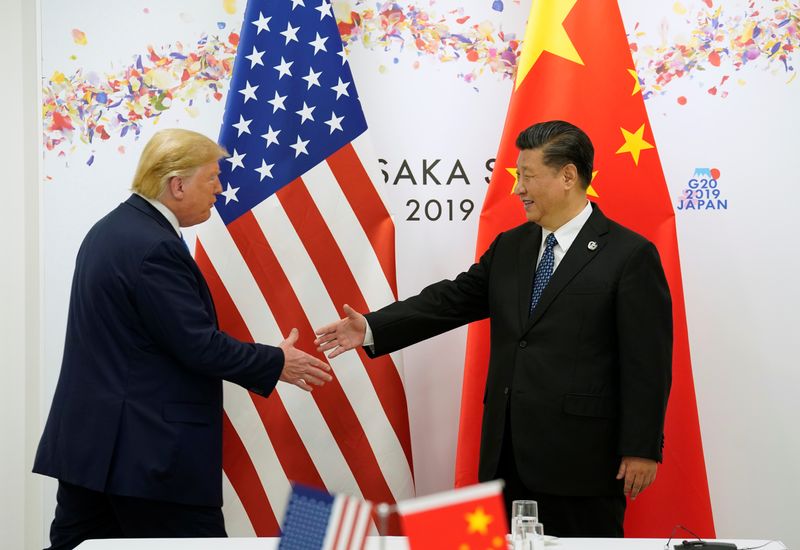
[221,412,279,536]
[196,241,326,490]
[276,177,414,471]
[225,210,396,505]
[329,139,398,299]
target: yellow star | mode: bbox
[492,535,506,547]
[506,167,518,194]
[515,0,584,90]
[465,506,493,535]
[587,169,599,198]
[615,123,654,166]
[627,68,641,95]
[458,544,470,550]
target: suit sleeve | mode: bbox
[134,240,283,395]
[365,233,502,357]
[616,240,673,461]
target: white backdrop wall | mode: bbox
[22,0,800,548]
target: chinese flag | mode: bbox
[398,481,508,550]
[454,0,715,537]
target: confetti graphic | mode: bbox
[629,0,799,101]
[42,0,799,161]
[43,33,237,161]
[334,1,521,83]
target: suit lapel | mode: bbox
[525,205,610,331]
[517,223,542,332]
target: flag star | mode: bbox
[295,102,316,124]
[225,148,246,171]
[291,0,305,9]
[289,135,310,157]
[251,12,271,34]
[309,32,328,54]
[337,48,347,65]
[627,68,642,96]
[331,77,350,99]
[516,0,583,89]
[325,111,344,133]
[316,0,333,19]
[280,22,300,45]
[302,67,322,89]
[465,507,493,535]
[238,81,258,103]
[220,184,239,204]
[615,123,654,166]
[232,115,252,137]
[261,125,280,147]
[254,159,275,181]
[274,57,293,79]
[245,46,265,69]
[267,91,288,113]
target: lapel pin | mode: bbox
[587,241,598,251]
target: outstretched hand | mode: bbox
[278,328,332,392]
[314,304,367,359]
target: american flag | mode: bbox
[278,483,373,550]
[194,0,414,535]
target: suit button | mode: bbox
[519,340,527,348]
[504,387,509,395]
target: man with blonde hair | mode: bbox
[34,129,331,548]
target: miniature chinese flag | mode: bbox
[397,481,508,550]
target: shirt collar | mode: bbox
[544,200,593,253]
[136,192,181,236]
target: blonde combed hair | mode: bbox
[131,129,228,199]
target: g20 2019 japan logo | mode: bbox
[675,168,728,211]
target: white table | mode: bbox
[76,537,787,549]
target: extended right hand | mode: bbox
[278,328,332,392]
[313,304,367,359]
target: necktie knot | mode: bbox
[545,232,557,249]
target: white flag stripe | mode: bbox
[351,132,393,214]
[198,209,359,495]
[251,200,414,500]
[222,471,257,538]
[321,496,347,550]
[223,382,291,517]
[350,501,373,549]
[396,480,505,515]
[303,159,396,312]
[333,496,358,550]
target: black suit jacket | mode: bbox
[34,195,284,506]
[365,205,672,496]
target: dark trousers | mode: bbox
[46,480,226,550]
[497,413,626,538]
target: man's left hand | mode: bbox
[616,456,657,499]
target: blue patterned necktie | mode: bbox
[529,233,558,317]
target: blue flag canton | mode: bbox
[278,484,336,550]
[216,0,368,225]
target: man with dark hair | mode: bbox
[315,120,672,537]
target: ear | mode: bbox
[561,163,579,190]
[166,175,184,200]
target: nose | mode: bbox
[214,178,223,194]
[513,176,523,196]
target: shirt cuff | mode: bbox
[363,320,375,351]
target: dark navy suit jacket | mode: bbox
[365,205,672,496]
[34,195,283,506]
